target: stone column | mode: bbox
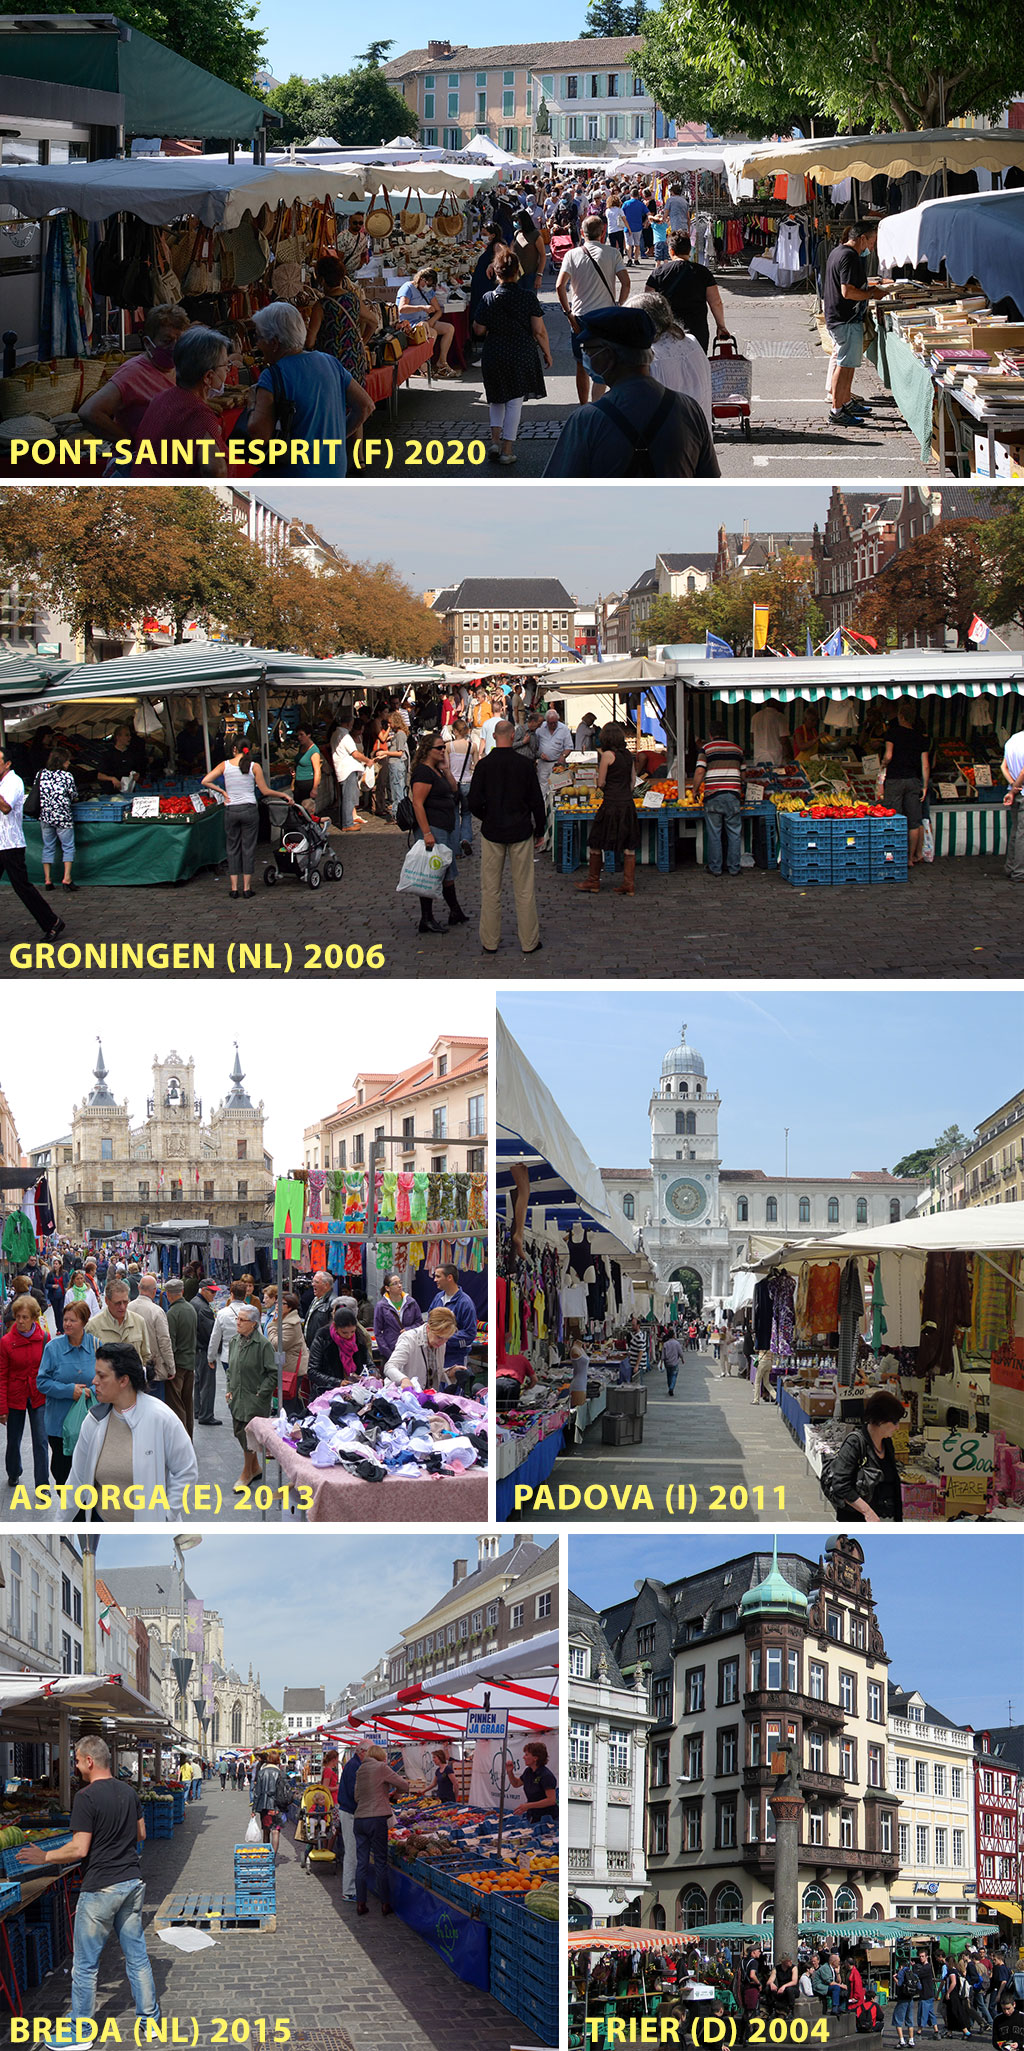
[769,1790,805,1969]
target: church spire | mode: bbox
[224,1042,252,1110]
[87,1037,115,1106]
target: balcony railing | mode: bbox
[66,1185,271,1210]
[568,1849,591,1872]
[607,1850,632,1872]
[570,1759,593,1782]
[744,1690,845,1727]
[743,1841,899,1875]
[608,1765,633,1789]
[458,1119,487,1140]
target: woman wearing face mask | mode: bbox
[372,1273,422,1365]
[78,305,191,453]
[132,327,237,476]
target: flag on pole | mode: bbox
[842,628,879,650]
[705,632,734,658]
[806,628,814,657]
[968,614,991,644]
[98,1605,113,1638]
[752,605,770,653]
[819,629,843,657]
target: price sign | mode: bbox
[943,1476,990,1518]
[939,1430,995,1476]
[975,764,993,787]
[641,791,664,809]
[862,754,881,776]
[938,781,959,800]
[745,782,764,805]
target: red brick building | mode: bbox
[812,487,1008,641]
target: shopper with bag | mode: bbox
[0,1292,49,1489]
[353,1746,411,1917]
[37,1298,97,1485]
[407,731,468,935]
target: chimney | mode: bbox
[453,1559,468,1584]
[742,519,750,545]
[428,38,452,58]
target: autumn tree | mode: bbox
[647,554,824,654]
[853,520,1001,651]
[977,495,1024,634]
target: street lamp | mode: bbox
[171,1536,203,1743]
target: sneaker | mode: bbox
[828,408,863,425]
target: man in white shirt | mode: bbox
[207,1281,246,1378]
[535,707,573,795]
[556,217,630,404]
[1002,729,1024,881]
[0,748,64,940]
[331,720,371,833]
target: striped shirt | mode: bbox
[696,737,744,795]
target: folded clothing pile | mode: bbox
[276,1374,488,1481]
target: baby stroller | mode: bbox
[549,228,574,272]
[262,792,342,891]
[298,1782,337,1872]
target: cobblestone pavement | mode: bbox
[4,808,1019,979]
[506,1346,830,1525]
[18,1778,541,2050]
[363,258,926,481]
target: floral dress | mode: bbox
[38,767,78,827]
[311,287,368,381]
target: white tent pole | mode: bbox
[259,673,269,772]
[200,692,212,773]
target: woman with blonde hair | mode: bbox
[383,1306,458,1389]
[353,1746,411,1915]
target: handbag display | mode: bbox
[183,229,220,296]
[365,189,395,239]
[399,188,426,235]
[219,215,272,290]
[152,232,183,306]
[433,192,464,239]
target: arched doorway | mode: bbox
[677,1885,708,1930]
[651,1905,666,1930]
[669,1267,704,1313]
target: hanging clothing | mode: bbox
[566,1227,594,1282]
[397,1174,414,1226]
[837,1258,864,1388]
[876,1252,922,1348]
[410,1174,429,1224]
[917,1251,973,1377]
[769,1271,796,1357]
[273,1178,305,1261]
[306,1169,327,1221]
[968,1253,1014,1356]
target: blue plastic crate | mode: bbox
[870,854,909,882]
[782,853,833,886]
[831,857,873,885]
[2,1835,70,1878]
[0,1880,20,1914]
[233,1892,276,1914]
[485,1892,523,1931]
[521,1913,559,1965]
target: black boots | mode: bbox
[442,881,469,926]
[417,895,446,934]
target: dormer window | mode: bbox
[438,1054,448,1077]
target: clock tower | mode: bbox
[643,1024,732,1305]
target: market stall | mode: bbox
[743,1203,1024,1520]
[332,1636,559,2046]
[0,1673,174,2014]
[495,1014,655,1516]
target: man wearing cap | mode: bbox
[556,216,630,405]
[545,307,720,478]
[164,1279,197,1439]
[192,1280,221,1427]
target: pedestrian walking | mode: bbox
[545,306,719,477]
[751,1348,775,1405]
[163,1278,196,1437]
[192,1278,221,1426]
[473,249,552,466]
[201,729,273,899]
[0,746,66,943]
[662,1332,681,1395]
[468,720,546,956]
[16,1735,159,2027]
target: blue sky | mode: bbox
[569,1534,1022,1728]
[259,5,631,85]
[256,486,829,600]
[499,991,1024,1176]
[92,1533,522,1703]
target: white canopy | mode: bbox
[297,151,498,193]
[676,649,1024,702]
[539,655,674,693]
[722,128,1024,202]
[497,1011,614,1229]
[754,1202,1024,1272]
[0,155,366,225]
[617,145,728,175]
[461,134,531,174]
[0,1672,171,1737]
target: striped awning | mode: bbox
[711,682,1023,704]
[9,644,441,706]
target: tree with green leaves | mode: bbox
[854,521,999,652]
[355,40,395,66]
[647,554,824,655]
[0,0,265,96]
[977,495,1024,635]
[267,67,416,147]
[636,0,1022,134]
[892,1125,969,1179]
[581,0,647,36]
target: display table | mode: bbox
[363,363,396,419]
[13,807,226,886]
[930,803,1011,857]
[375,1865,490,1989]
[695,801,779,867]
[245,1415,487,1522]
[395,339,436,389]
[495,1425,564,1522]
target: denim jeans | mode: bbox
[917,1998,935,2031]
[389,758,408,813]
[354,1814,390,1907]
[703,790,743,875]
[72,1878,158,2021]
[6,1403,49,1487]
[455,796,473,851]
[41,821,76,864]
[340,772,360,828]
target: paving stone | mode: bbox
[16,1779,543,2048]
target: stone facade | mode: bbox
[303,1034,488,1182]
[63,1042,273,1237]
[568,1590,651,1924]
[887,1686,978,1927]
[98,1565,267,1754]
[601,1025,928,1309]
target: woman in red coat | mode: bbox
[0,1294,49,1488]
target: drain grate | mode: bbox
[291,2034,357,2051]
[742,339,815,358]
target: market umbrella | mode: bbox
[721,129,1024,202]
[0,156,367,227]
[877,187,1024,310]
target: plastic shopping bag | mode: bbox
[921,818,935,864]
[245,1815,262,1843]
[62,1389,93,1458]
[396,838,453,897]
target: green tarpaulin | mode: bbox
[0,18,274,141]
[870,324,937,460]
[6,807,226,885]
[32,644,441,704]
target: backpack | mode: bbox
[601,386,676,477]
[856,2007,883,2035]
[395,794,417,833]
[899,1966,922,1999]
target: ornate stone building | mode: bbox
[64,1042,273,1237]
[601,1024,928,1310]
[99,1566,268,1754]
[599,1538,901,1932]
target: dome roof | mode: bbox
[662,1022,705,1078]
[739,1540,809,1621]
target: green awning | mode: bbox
[711,682,1024,703]
[0,16,275,140]
[29,644,441,704]
[0,648,73,699]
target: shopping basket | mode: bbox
[709,332,753,437]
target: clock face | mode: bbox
[665,1177,707,1222]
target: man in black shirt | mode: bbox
[822,222,887,424]
[648,233,729,353]
[18,1734,159,2025]
[468,722,546,955]
[545,306,720,478]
